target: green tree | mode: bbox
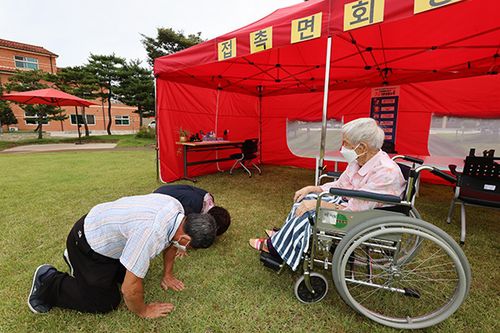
[141,28,204,66]
[85,54,126,135]
[0,84,17,132]
[0,101,17,130]
[47,66,99,136]
[115,59,154,127]
[4,70,66,139]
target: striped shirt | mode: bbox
[84,194,184,278]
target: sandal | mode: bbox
[265,229,276,237]
[265,227,280,238]
[248,238,269,253]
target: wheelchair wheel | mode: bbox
[294,272,328,304]
[349,210,422,268]
[396,209,423,264]
[332,216,471,330]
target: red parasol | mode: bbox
[0,88,96,107]
[1,88,98,143]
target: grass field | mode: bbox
[0,134,155,150]
[0,149,498,333]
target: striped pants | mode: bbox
[270,193,343,270]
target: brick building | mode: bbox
[0,38,140,135]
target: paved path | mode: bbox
[2,143,117,153]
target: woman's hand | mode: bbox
[294,186,310,202]
[295,201,345,217]
[294,199,317,217]
[294,186,321,202]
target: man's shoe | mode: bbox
[63,249,74,276]
[27,264,57,314]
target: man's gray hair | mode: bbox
[342,117,385,149]
[184,213,217,249]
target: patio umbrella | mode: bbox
[1,88,97,142]
[0,88,96,107]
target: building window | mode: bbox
[115,115,130,126]
[70,114,95,125]
[14,56,39,70]
[24,112,48,125]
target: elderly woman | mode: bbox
[249,118,406,270]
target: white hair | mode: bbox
[342,118,385,149]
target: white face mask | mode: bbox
[172,236,190,253]
[340,144,365,163]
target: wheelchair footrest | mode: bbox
[260,252,284,272]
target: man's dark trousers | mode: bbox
[40,215,126,313]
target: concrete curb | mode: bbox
[1,143,117,153]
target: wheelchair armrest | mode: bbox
[321,171,342,179]
[328,188,402,204]
[326,171,342,178]
[319,171,342,184]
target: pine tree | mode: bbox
[85,54,126,135]
[0,84,17,132]
[4,70,66,139]
[141,28,204,66]
[115,59,154,127]
[47,66,99,136]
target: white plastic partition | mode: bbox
[428,115,500,157]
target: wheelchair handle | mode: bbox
[415,165,457,183]
[430,168,457,183]
[328,188,402,204]
[393,155,424,165]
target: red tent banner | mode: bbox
[154,0,500,182]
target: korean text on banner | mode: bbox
[414,0,464,14]
[250,27,273,54]
[218,38,237,61]
[343,0,385,31]
[291,12,322,44]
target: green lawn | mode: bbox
[0,134,155,150]
[0,150,498,333]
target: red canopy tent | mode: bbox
[154,0,500,182]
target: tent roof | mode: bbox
[154,0,500,96]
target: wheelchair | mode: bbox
[259,156,471,330]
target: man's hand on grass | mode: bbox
[175,250,188,258]
[139,302,174,318]
[161,275,185,291]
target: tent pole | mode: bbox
[258,86,263,165]
[318,36,333,184]
[215,86,223,171]
[154,76,160,183]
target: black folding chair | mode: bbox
[229,138,262,177]
[447,149,500,244]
